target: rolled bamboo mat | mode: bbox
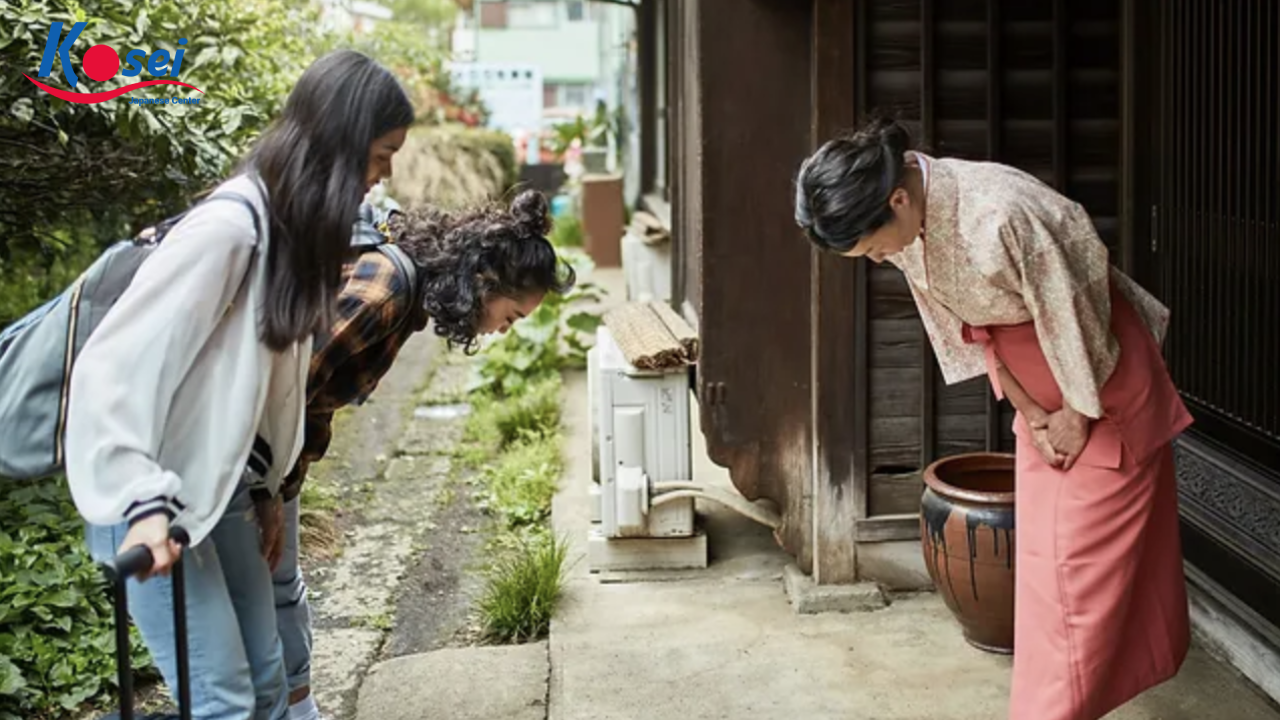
[648,301,699,359]
[602,301,700,370]
[628,211,671,246]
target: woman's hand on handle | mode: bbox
[118,514,183,581]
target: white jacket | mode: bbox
[65,174,310,546]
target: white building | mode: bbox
[453,1,640,198]
[317,0,395,34]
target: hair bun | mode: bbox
[510,190,551,238]
[869,117,910,159]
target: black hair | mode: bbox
[387,190,577,353]
[794,116,913,254]
[240,49,415,351]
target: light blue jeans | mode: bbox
[272,496,312,695]
[86,484,289,720]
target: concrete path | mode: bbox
[548,367,1280,720]
[358,643,549,720]
[352,267,1279,720]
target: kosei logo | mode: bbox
[23,21,204,104]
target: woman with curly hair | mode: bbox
[269,189,574,720]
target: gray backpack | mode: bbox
[0,192,262,480]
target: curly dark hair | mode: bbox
[386,190,577,353]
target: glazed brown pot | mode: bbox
[920,452,1016,654]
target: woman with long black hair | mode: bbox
[65,50,414,720]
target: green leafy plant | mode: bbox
[469,376,561,449]
[468,249,605,397]
[547,101,615,159]
[1,0,320,258]
[476,427,563,528]
[476,530,570,643]
[0,231,102,328]
[0,481,151,719]
[547,213,584,249]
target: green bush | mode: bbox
[0,481,150,720]
[548,214,584,249]
[476,376,562,447]
[477,433,562,529]
[1,0,319,257]
[0,232,102,327]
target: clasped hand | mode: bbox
[1027,407,1089,471]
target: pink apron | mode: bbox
[963,285,1194,720]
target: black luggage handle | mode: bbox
[101,526,190,583]
[100,526,192,720]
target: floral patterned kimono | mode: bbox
[891,153,1195,720]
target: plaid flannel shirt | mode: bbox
[280,208,425,501]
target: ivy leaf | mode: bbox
[0,655,26,695]
[190,45,219,70]
[222,107,243,135]
[566,311,602,335]
[42,588,78,608]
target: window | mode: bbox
[560,83,590,109]
[507,1,558,29]
[479,1,508,29]
[566,1,585,21]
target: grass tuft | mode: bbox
[477,530,570,643]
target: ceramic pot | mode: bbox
[920,452,1016,654]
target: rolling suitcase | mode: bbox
[98,527,191,720]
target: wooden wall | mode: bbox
[851,0,1124,530]
[663,0,1125,576]
[668,0,819,568]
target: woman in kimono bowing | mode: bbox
[794,117,1194,720]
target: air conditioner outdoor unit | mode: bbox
[587,325,695,541]
[621,228,672,304]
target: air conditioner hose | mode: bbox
[650,481,783,530]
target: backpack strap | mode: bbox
[140,190,263,248]
[373,243,421,337]
[205,193,263,246]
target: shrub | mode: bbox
[387,125,518,211]
[548,214,584,249]
[477,429,563,529]
[477,376,562,447]
[0,232,102,328]
[0,0,319,257]
[476,530,569,643]
[0,481,150,720]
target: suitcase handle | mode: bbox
[102,526,191,583]
[101,526,191,720]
